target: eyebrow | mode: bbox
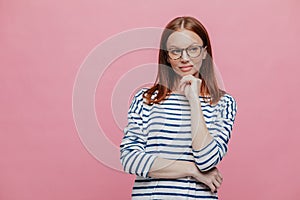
[167,43,201,49]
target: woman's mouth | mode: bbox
[179,65,193,72]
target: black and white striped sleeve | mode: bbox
[192,95,237,171]
[120,89,157,178]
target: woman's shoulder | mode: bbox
[218,93,237,116]
[132,87,148,99]
[132,87,159,101]
[218,93,237,109]
[128,88,149,113]
[130,87,153,105]
[133,87,149,100]
[221,93,236,103]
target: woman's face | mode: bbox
[166,29,207,78]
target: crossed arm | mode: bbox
[147,90,223,192]
[120,84,237,193]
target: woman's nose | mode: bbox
[180,50,190,61]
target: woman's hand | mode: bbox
[179,75,202,102]
[190,165,223,193]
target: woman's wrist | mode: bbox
[185,162,198,177]
[174,160,196,177]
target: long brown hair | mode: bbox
[143,16,225,105]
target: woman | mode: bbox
[120,16,237,199]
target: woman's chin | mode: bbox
[175,70,199,77]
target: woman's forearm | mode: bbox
[148,157,194,178]
[148,100,214,179]
[189,99,214,151]
[148,156,223,193]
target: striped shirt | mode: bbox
[120,88,237,199]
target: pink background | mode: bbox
[1,0,300,199]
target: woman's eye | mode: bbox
[170,49,181,54]
[188,47,199,52]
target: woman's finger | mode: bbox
[180,75,195,85]
[179,81,188,93]
[207,182,216,193]
[216,174,223,185]
[179,77,188,89]
[218,171,223,181]
[213,178,221,190]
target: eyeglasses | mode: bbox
[167,45,206,60]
